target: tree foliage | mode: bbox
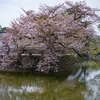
[0,25,6,32]
[0,1,100,73]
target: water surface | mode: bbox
[0,68,100,100]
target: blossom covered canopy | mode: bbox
[0,1,100,72]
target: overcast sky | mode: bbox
[0,0,100,27]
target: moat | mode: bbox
[0,66,100,100]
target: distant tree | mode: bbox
[0,25,1,30]
[1,27,6,32]
[0,1,100,72]
[0,25,6,32]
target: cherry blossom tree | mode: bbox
[0,1,100,72]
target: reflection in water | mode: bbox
[67,67,82,81]
[67,66,90,82]
[0,85,43,94]
[83,69,100,100]
[0,82,43,100]
[0,72,85,100]
[0,74,44,100]
[21,85,43,93]
[67,66,100,100]
[0,68,100,100]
